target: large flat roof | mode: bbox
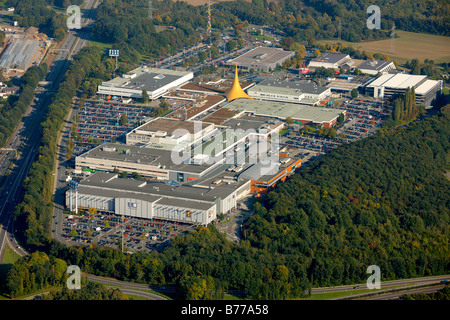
[249,79,330,96]
[201,108,241,125]
[228,46,294,66]
[310,52,350,64]
[99,67,192,92]
[131,118,213,135]
[368,73,427,89]
[77,142,213,174]
[226,99,343,123]
[77,172,245,207]
[0,38,40,71]
[415,79,441,95]
[179,79,254,94]
[357,59,394,71]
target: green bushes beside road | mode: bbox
[13,46,102,250]
[0,63,47,148]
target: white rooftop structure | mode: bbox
[371,74,427,88]
[97,67,193,99]
[366,73,442,107]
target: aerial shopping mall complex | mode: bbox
[67,48,442,225]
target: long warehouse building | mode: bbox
[66,172,251,225]
[97,66,193,100]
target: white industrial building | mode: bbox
[247,79,331,105]
[65,172,251,225]
[356,59,396,75]
[97,66,193,99]
[126,117,216,149]
[227,46,295,72]
[308,52,351,70]
[365,73,442,107]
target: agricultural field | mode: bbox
[320,30,450,64]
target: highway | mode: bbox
[0,0,100,262]
[355,284,447,300]
[85,274,168,300]
[311,274,450,294]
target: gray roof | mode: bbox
[78,172,243,204]
[249,79,330,95]
[357,59,393,71]
[77,142,213,174]
[228,46,294,66]
[226,99,343,124]
[0,39,40,71]
[100,67,192,92]
[311,52,350,64]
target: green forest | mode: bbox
[0,63,47,147]
[7,0,449,66]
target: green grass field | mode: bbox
[320,30,450,64]
[0,244,22,300]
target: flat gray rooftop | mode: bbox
[249,79,330,95]
[226,99,343,123]
[0,39,40,71]
[78,172,246,206]
[310,52,350,64]
[228,46,294,65]
[357,59,393,71]
[100,67,192,92]
[78,142,214,174]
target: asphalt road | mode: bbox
[312,274,450,294]
[0,0,100,262]
[85,274,168,300]
[355,284,447,300]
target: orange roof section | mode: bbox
[225,66,253,102]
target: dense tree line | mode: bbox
[39,282,129,300]
[6,251,68,298]
[91,0,202,67]
[386,87,422,126]
[0,63,47,147]
[6,0,81,41]
[213,0,448,43]
[245,105,449,288]
[7,105,448,300]
[8,0,449,52]
[13,46,103,250]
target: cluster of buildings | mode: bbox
[71,47,442,226]
[307,52,442,106]
[0,26,50,78]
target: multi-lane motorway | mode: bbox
[0,0,100,263]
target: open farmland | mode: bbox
[319,30,450,64]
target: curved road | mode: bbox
[85,274,168,300]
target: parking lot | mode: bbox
[284,135,341,155]
[72,101,155,156]
[60,211,197,253]
[336,99,389,141]
[282,99,390,154]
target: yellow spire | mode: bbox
[226,66,253,102]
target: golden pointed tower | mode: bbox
[226,65,253,102]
